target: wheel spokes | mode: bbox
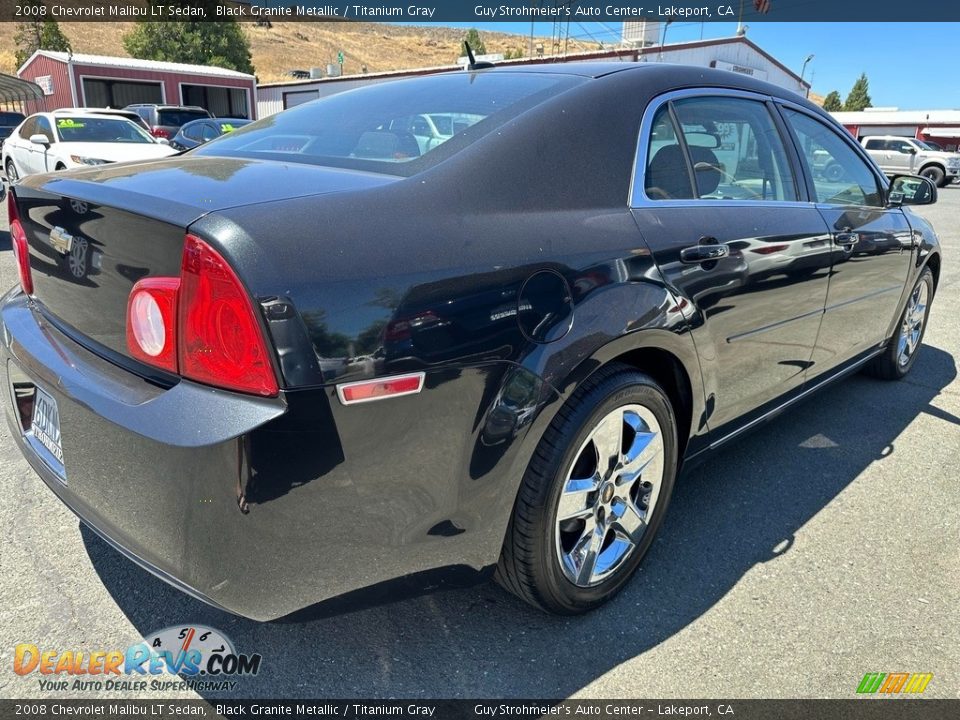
[567,517,605,586]
[591,409,624,475]
[557,474,600,522]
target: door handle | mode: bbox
[680,242,729,264]
[834,232,859,247]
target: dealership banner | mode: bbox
[1,0,960,22]
[1,700,959,719]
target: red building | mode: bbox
[17,50,257,120]
[832,109,960,152]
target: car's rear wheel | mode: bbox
[865,268,934,380]
[495,364,678,614]
[920,165,945,187]
[5,159,19,183]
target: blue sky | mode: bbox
[395,22,953,109]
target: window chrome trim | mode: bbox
[629,87,811,210]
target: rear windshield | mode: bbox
[158,109,211,127]
[55,117,156,143]
[193,72,583,176]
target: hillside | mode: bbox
[0,21,600,83]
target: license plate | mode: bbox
[30,386,64,471]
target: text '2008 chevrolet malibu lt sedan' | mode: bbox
[3,64,941,620]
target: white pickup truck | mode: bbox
[861,135,960,187]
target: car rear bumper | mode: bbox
[2,290,530,620]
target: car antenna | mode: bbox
[463,41,495,71]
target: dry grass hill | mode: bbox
[0,21,601,83]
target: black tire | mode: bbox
[55,163,66,171]
[495,363,678,614]
[919,165,945,187]
[864,268,935,380]
[5,159,19,183]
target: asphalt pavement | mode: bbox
[0,177,957,700]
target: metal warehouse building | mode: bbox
[832,109,960,152]
[17,51,258,119]
[256,36,810,118]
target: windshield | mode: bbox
[913,140,935,150]
[158,109,210,127]
[194,72,583,176]
[55,117,156,144]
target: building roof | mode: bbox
[0,72,44,103]
[832,109,960,125]
[19,50,255,80]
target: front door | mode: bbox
[780,108,914,372]
[631,92,832,433]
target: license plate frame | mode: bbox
[29,385,66,482]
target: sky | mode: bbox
[394,22,954,110]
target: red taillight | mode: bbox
[336,372,425,405]
[151,127,169,138]
[126,277,179,372]
[178,234,278,397]
[123,234,278,396]
[7,192,33,295]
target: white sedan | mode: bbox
[2,111,177,182]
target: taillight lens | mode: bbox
[151,127,169,138]
[126,277,179,372]
[7,192,33,295]
[123,234,278,396]
[178,234,278,397]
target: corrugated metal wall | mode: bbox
[17,54,73,111]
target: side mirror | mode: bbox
[29,133,50,146]
[157,138,170,145]
[887,174,937,207]
[903,146,918,155]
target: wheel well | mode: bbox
[55,163,66,170]
[919,162,945,173]
[609,347,694,460]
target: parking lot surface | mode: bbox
[0,178,957,700]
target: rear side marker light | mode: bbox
[336,372,425,405]
[7,192,33,295]
[126,277,179,372]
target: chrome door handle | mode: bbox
[834,232,859,247]
[680,241,729,264]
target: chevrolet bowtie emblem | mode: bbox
[49,226,74,255]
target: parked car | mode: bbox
[123,104,213,139]
[861,135,960,187]
[2,111,178,181]
[3,65,941,621]
[170,117,251,151]
[54,107,152,133]
[0,110,26,150]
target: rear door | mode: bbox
[630,90,833,434]
[779,106,914,372]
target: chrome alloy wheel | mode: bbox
[897,281,928,367]
[555,404,664,587]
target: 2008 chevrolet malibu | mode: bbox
[3,64,941,620]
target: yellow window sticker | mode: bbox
[57,119,85,128]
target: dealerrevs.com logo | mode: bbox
[13,625,262,693]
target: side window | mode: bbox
[645,104,694,200]
[183,124,202,141]
[864,138,883,150]
[35,116,55,143]
[645,96,797,202]
[200,124,219,142]
[19,117,37,139]
[783,109,883,207]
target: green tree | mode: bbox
[504,47,525,60]
[821,91,843,112]
[124,3,253,74]
[14,0,71,67]
[462,28,487,56]
[843,73,872,112]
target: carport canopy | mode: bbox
[921,127,960,137]
[0,73,44,104]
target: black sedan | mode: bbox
[2,64,941,620]
[169,117,251,151]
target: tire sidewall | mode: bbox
[536,374,678,612]
[891,269,935,377]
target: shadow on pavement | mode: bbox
[81,344,957,698]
